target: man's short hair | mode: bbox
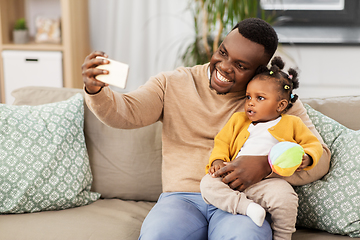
[232,18,278,59]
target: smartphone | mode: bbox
[95,57,129,89]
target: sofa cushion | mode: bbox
[293,228,352,240]
[0,94,100,213]
[0,199,155,240]
[295,104,360,237]
[11,86,163,202]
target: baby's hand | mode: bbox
[296,154,313,171]
[209,160,226,176]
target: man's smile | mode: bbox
[216,70,231,82]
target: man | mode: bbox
[82,18,330,239]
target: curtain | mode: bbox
[88,0,194,92]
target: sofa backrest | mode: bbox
[11,86,360,202]
[302,95,360,131]
[11,86,163,202]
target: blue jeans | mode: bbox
[139,192,272,240]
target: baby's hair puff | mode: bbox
[254,56,300,112]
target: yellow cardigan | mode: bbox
[206,112,323,173]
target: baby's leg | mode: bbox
[245,178,298,240]
[200,174,265,227]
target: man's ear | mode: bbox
[277,99,288,112]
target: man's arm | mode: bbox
[82,51,110,93]
[213,155,271,191]
[82,51,166,129]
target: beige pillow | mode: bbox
[12,86,162,202]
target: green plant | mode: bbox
[181,0,276,66]
[14,18,27,30]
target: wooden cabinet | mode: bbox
[0,0,90,103]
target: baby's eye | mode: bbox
[257,96,265,101]
[245,95,251,100]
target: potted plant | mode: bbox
[181,0,276,66]
[13,18,29,44]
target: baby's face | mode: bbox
[245,78,285,123]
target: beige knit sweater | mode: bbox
[85,63,330,193]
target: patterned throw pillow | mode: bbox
[0,94,100,213]
[295,104,360,237]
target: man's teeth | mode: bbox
[217,71,230,82]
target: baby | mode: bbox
[200,56,323,240]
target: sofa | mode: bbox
[0,86,359,240]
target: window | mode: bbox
[260,0,360,26]
[261,0,344,11]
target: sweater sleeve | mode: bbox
[282,100,331,186]
[84,73,166,129]
[286,100,330,169]
[206,113,244,173]
[286,99,325,145]
[292,117,323,171]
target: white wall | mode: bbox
[88,0,193,92]
[87,1,359,98]
[276,45,360,99]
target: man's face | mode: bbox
[209,30,269,95]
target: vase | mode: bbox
[13,30,29,44]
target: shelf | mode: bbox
[2,42,63,51]
[0,0,91,103]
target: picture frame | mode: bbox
[35,16,61,43]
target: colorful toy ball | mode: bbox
[268,142,304,177]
